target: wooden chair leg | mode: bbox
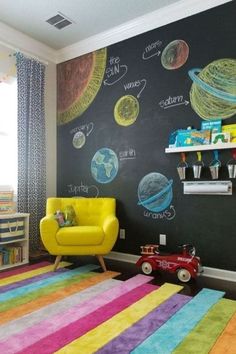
[54,255,62,271]
[96,255,107,272]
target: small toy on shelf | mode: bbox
[136,243,203,282]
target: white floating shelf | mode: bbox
[165,143,236,153]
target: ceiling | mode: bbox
[0,0,182,50]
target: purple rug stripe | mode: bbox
[0,279,120,342]
[96,293,191,354]
[17,283,157,354]
[0,268,68,294]
[3,274,153,354]
[6,274,153,352]
[0,262,51,280]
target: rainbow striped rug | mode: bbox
[0,262,236,354]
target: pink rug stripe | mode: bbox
[0,274,152,354]
[17,283,157,354]
[0,262,51,280]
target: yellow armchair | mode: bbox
[40,197,119,271]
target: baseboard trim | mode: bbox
[105,251,236,282]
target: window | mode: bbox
[0,80,17,191]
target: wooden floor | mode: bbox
[104,258,236,300]
[30,253,236,300]
[54,255,236,300]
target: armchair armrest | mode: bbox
[102,214,119,252]
[40,215,60,254]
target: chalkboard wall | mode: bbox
[57,1,236,271]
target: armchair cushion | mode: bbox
[56,226,105,246]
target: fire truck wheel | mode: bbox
[177,268,191,282]
[141,262,153,275]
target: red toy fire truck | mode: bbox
[136,244,203,282]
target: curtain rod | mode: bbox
[0,40,49,66]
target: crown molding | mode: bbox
[56,0,231,63]
[0,20,57,64]
[0,0,231,64]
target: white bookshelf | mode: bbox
[0,213,29,271]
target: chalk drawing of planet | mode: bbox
[57,48,107,125]
[72,131,86,149]
[189,58,236,120]
[161,40,189,70]
[114,95,139,126]
[138,172,173,212]
[91,148,119,184]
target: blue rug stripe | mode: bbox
[0,264,99,303]
[131,288,225,354]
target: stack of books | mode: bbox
[0,188,14,214]
[0,246,23,266]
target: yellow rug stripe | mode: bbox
[56,282,182,354]
[0,262,71,287]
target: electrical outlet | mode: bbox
[120,229,126,239]
[159,234,166,245]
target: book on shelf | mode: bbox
[0,245,23,265]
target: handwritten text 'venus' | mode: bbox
[124,79,147,98]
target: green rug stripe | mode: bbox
[173,298,236,354]
[0,271,97,313]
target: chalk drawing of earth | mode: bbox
[91,148,119,184]
[138,172,173,212]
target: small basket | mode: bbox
[0,217,25,242]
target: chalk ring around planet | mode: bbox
[138,179,173,212]
[188,68,236,103]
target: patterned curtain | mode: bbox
[16,52,46,251]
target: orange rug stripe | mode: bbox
[209,312,236,354]
[0,271,119,325]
